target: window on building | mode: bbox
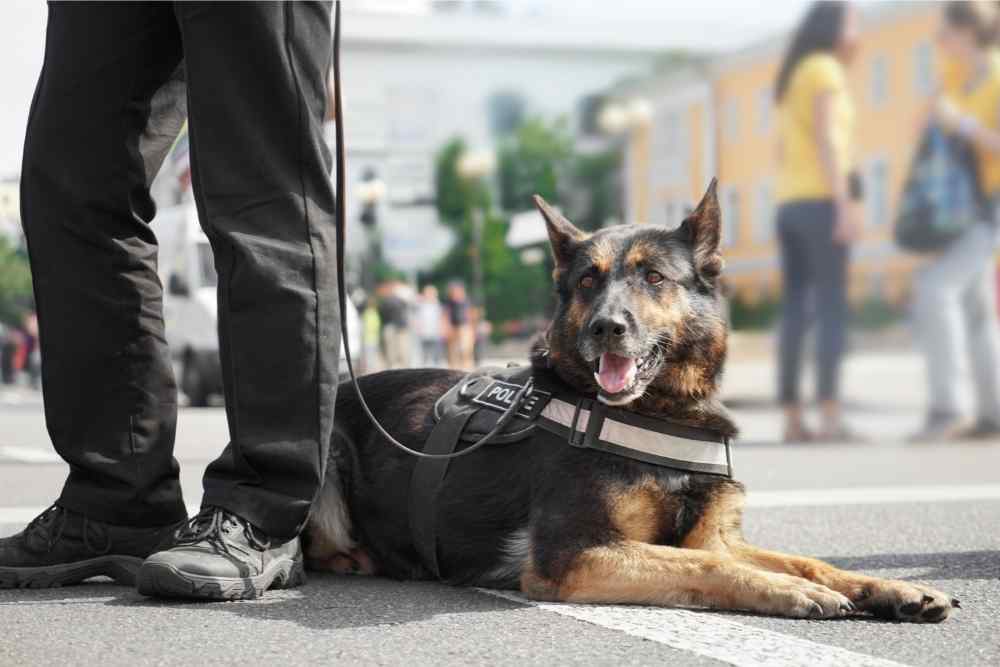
[724,99,739,143]
[721,186,740,247]
[753,182,774,243]
[913,41,934,97]
[663,202,676,229]
[488,90,526,138]
[755,88,771,134]
[865,157,890,227]
[870,54,890,106]
[649,109,686,186]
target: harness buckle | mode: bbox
[567,397,594,447]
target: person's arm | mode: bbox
[813,91,859,244]
[439,307,450,339]
[938,97,1000,154]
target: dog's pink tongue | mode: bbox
[596,353,637,395]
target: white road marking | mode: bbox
[746,484,1000,508]
[0,597,117,606]
[482,590,907,667]
[0,446,61,464]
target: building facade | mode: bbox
[0,176,21,245]
[623,3,941,305]
[338,5,666,272]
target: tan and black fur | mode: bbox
[304,181,957,622]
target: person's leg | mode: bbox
[810,202,850,437]
[957,225,1000,432]
[461,325,476,369]
[776,203,814,441]
[138,1,337,601]
[384,324,402,369]
[176,1,338,540]
[2,3,189,589]
[910,226,986,440]
[19,3,187,526]
[446,333,458,368]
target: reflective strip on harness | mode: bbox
[538,397,732,476]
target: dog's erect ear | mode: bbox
[679,179,724,280]
[533,194,587,268]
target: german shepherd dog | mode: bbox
[304,182,956,622]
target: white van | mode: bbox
[154,205,360,406]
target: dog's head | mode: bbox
[534,181,727,407]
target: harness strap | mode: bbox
[537,396,733,477]
[408,405,478,580]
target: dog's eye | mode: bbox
[579,275,595,289]
[646,271,664,285]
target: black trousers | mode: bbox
[776,200,848,405]
[20,2,339,540]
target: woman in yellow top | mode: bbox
[773,1,861,443]
[910,2,1000,442]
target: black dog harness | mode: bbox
[409,366,734,579]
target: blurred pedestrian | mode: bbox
[20,311,40,390]
[378,281,412,370]
[910,1,1000,442]
[4,2,340,599]
[444,281,474,369]
[416,284,446,367]
[361,297,383,374]
[774,1,862,443]
[0,320,15,385]
[472,305,492,366]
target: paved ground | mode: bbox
[1,351,999,666]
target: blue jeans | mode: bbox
[776,200,849,404]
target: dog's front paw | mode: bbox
[751,572,855,620]
[855,580,957,623]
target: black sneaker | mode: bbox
[136,506,305,600]
[0,505,184,589]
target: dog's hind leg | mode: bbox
[678,483,956,622]
[302,444,369,572]
[521,541,854,619]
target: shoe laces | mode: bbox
[24,505,66,552]
[23,504,111,555]
[175,507,271,553]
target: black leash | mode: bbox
[331,1,532,460]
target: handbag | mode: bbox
[894,123,988,253]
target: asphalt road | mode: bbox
[1,352,999,666]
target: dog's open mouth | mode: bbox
[593,351,658,402]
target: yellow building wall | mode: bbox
[632,5,944,306]
[713,53,780,298]
[687,101,707,203]
[643,97,710,224]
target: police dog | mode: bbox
[304,181,956,622]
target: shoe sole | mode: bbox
[135,557,305,601]
[0,555,143,589]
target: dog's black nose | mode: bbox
[590,316,627,339]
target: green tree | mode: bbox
[426,135,549,332]
[0,236,32,326]
[433,137,489,225]
[497,117,572,213]
[569,147,622,232]
[428,116,624,336]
